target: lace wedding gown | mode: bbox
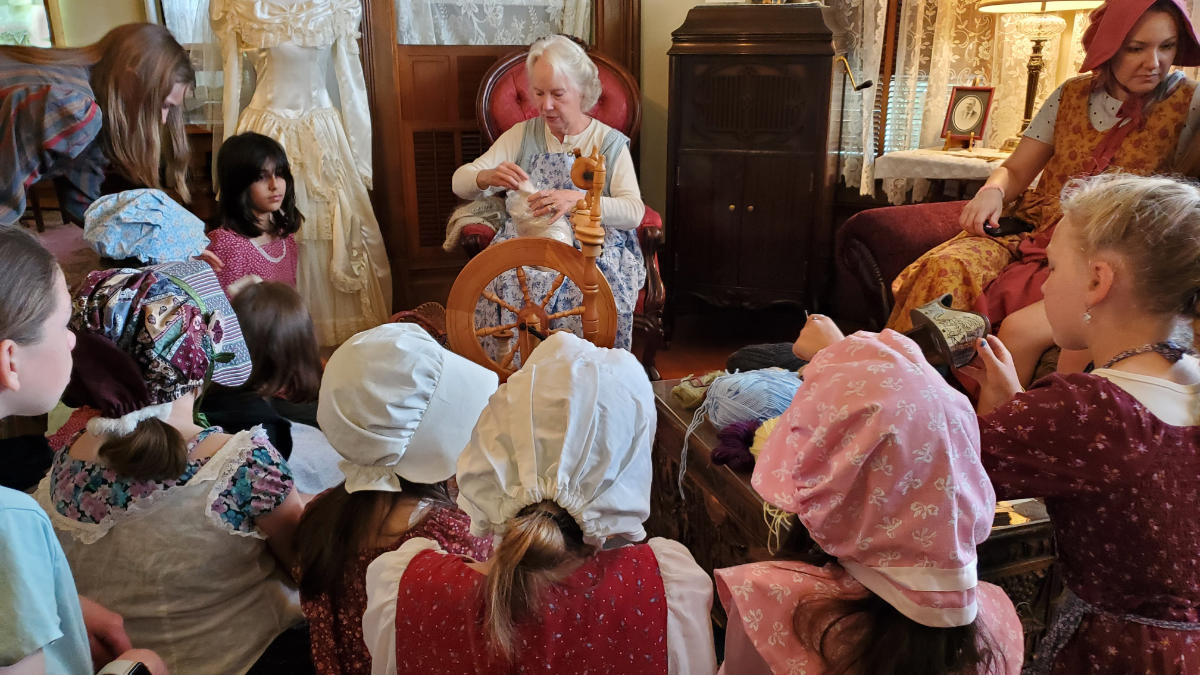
[212,0,391,346]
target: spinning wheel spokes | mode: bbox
[446,238,617,382]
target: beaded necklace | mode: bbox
[1098,341,1193,370]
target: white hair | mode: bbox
[526,35,602,112]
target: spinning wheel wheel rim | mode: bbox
[447,237,618,380]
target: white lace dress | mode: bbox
[212,0,392,346]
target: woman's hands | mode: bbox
[528,189,585,221]
[79,595,131,666]
[958,334,1023,415]
[959,186,1005,237]
[475,162,529,191]
[792,314,846,361]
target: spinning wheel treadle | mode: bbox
[446,148,617,380]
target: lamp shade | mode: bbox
[978,1,1102,13]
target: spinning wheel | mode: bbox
[447,149,618,380]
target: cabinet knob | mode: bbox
[728,203,736,212]
[746,205,755,213]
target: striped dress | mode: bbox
[0,52,105,226]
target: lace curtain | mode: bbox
[833,0,1107,195]
[396,0,591,45]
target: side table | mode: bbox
[873,147,1011,205]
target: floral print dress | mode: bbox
[980,373,1200,673]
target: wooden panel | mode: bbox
[412,130,459,249]
[739,154,813,294]
[593,0,641,79]
[673,151,741,292]
[407,56,454,121]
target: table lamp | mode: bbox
[979,0,1102,150]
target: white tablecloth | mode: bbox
[873,148,1010,205]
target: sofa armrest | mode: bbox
[461,224,497,259]
[834,201,965,330]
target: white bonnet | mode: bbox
[318,323,499,493]
[456,332,655,546]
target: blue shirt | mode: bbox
[0,486,91,673]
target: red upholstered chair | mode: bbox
[462,49,665,379]
[834,201,965,330]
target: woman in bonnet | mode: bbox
[36,260,305,674]
[363,333,717,674]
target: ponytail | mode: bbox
[484,500,594,656]
[97,417,187,481]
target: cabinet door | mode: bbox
[673,150,743,292]
[737,154,814,299]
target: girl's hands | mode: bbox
[476,162,529,191]
[959,186,1005,237]
[792,314,845,361]
[528,189,585,221]
[197,249,224,273]
[957,334,1023,415]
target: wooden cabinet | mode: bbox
[665,5,836,314]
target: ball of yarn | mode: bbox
[702,369,802,429]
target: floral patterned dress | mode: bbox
[886,74,1196,332]
[980,373,1200,673]
[207,227,299,290]
[300,502,492,675]
[36,420,303,674]
[474,117,645,360]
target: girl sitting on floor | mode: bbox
[207,131,302,290]
[363,333,718,674]
[965,172,1200,673]
[0,228,167,674]
[296,323,497,675]
[717,329,1023,674]
[35,260,307,674]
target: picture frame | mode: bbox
[940,85,994,143]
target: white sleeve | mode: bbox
[363,537,443,675]
[647,537,717,675]
[1022,84,1064,146]
[451,124,525,200]
[1175,83,1200,163]
[332,30,374,188]
[598,143,646,231]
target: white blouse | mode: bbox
[1093,365,1200,427]
[362,536,718,675]
[452,118,646,230]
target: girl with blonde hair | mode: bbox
[0,23,194,226]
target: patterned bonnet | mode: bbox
[63,261,252,436]
[753,330,995,628]
[455,332,655,546]
[83,189,210,263]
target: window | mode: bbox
[395,0,591,46]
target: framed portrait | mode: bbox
[941,86,994,142]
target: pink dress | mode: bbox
[716,561,1024,674]
[206,228,298,289]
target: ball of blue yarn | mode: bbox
[702,369,802,428]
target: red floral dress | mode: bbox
[980,373,1200,673]
[300,503,492,675]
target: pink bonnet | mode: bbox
[752,330,995,628]
[1080,0,1200,73]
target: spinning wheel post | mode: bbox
[571,148,606,344]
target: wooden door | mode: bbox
[737,153,812,304]
[672,150,743,305]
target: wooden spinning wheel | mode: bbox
[447,149,618,380]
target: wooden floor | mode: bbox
[654,306,807,380]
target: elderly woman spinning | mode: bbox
[452,34,646,355]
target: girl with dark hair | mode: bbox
[201,279,324,460]
[296,323,495,674]
[0,23,194,226]
[0,228,167,674]
[716,329,1022,675]
[34,260,307,674]
[206,132,302,290]
[363,333,717,674]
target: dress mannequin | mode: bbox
[211,0,392,346]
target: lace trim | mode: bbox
[42,429,265,544]
[200,427,271,540]
[211,0,361,50]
